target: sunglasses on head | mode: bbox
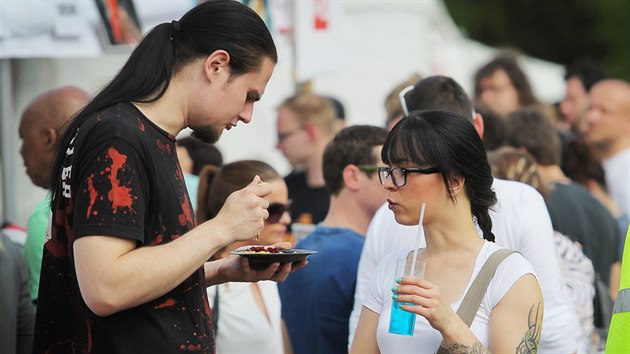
[399,85,414,117]
[399,84,476,119]
[267,200,292,224]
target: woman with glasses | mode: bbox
[197,160,292,354]
[351,110,543,353]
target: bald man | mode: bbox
[18,86,91,302]
[586,79,630,217]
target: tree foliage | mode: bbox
[443,0,630,81]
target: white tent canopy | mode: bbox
[0,0,565,226]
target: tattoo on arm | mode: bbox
[439,301,543,354]
[440,340,489,354]
[515,302,543,354]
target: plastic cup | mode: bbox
[388,255,425,336]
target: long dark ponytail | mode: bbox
[50,0,277,206]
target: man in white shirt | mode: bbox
[585,79,630,217]
[349,76,582,353]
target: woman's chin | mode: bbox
[393,214,418,227]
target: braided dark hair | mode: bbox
[382,110,497,241]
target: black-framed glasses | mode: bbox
[377,166,440,187]
[267,200,292,224]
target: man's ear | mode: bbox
[302,123,318,143]
[44,128,58,150]
[473,112,485,139]
[342,164,362,191]
[203,50,231,81]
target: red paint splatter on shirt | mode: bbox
[136,117,145,132]
[107,148,134,214]
[85,319,92,352]
[178,343,203,351]
[152,234,163,245]
[186,344,202,351]
[155,298,176,309]
[86,174,98,218]
[178,194,193,227]
[175,166,183,182]
[156,139,166,152]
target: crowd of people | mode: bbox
[2,0,628,353]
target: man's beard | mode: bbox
[192,125,222,144]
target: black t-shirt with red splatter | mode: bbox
[33,103,214,353]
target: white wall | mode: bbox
[11,56,130,226]
[5,1,565,226]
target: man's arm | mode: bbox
[74,178,271,317]
[610,261,621,300]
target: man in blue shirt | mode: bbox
[279,125,388,354]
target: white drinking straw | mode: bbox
[410,202,426,277]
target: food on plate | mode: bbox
[239,246,279,254]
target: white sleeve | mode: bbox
[486,252,537,307]
[362,251,400,315]
[349,204,389,346]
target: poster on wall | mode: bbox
[293,0,343,83]
[94,0,142,52]
[0,0,192,58]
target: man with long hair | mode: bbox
[33,1,303,352]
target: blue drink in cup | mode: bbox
[389,300,416,335]
[388,254,425,336]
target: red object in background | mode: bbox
[1,221,27,246]
[107,0,122,42]
[313,0,328,30]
